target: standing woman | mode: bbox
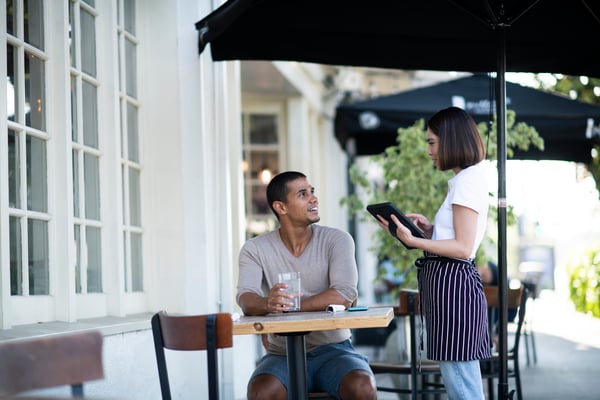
[375,106,491,399]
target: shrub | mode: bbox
[568,245,600,318]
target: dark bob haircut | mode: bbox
[427,107,485,171]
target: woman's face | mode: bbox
[426,128,440,169]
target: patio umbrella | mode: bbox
[195,1,600,398]
[335,74,600,162]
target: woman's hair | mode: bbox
[266,171,306,218]
[427,106,485,171]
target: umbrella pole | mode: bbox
[495,27,512,400]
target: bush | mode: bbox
[568,245,600,318]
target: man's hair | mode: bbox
[266,171,306,218]
[427,106,485,171]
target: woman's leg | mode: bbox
[439,360,485,400]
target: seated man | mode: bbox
[237,171,377,400]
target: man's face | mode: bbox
[282,177,320,224]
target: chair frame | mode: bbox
[151,311,233,400]
[0,330,104,397]
[370,289,446,399]
[481,285,528,400]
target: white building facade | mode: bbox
[1,1,394,398]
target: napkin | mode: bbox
[326,304,346,313]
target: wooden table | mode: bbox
[233,306,394,400]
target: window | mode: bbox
[3,0,146,327]
[6,0,50,296]
[70,0,102,294]
[118,0,143,293]
[242,112,281,239]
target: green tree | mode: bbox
[341,110,544,288]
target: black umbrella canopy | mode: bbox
[196,0,600,77]
[196,2,600,399]
[335,74,600,162]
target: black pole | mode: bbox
[495,27,511,400]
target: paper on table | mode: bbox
[326,304,346,313]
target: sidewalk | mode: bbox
[371,290,600,399]
[517,290,600,400]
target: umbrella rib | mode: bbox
[582,0,600,25]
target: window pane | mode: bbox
[9,216,23,295]
[122,232,128,290]
[82,80,98,148]
[249,115,278,144]
[6,0,16,35]
[74,225,82,293]
[69,2,76,67]
[72,149,80,217]
[24,0,44,50]
[83,0,95,7]
[26,135,47,212]
[131,232,143,292]
[251,185,270,215]
[24,51,45,130]
[129,168,141,226]
[121,165,126,224]
[7,44,18,121]
[80,9,96,77]
[84,153,100,220]
[127,103,139,162]
[124,0,135,34]
[250,150,279,181]
[125,38,137,97]
[70,75,77,141]
[86,226,102,293]
[8,129,20,208]
[28,219,49,295]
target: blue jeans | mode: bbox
[439,360,485,400]
[250,339,371,398]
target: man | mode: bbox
[237,171,377,400]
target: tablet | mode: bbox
[366,202,426,249]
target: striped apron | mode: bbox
[416,253,491,361]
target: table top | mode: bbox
[233,306,394,335]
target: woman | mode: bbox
[375,107,491,399]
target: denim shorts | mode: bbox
[250,339,372,397]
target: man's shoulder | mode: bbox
[313,225,353,241]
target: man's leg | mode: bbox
[247,354,289,400]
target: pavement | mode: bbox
[364,289,600,400]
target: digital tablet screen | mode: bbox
[366,202,426,250]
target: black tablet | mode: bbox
[366,202,426,249]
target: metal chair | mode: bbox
[480,285,527,400]
[370,289,446,399]
[151,311,233,400]
[0,330,104,397]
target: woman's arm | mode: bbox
[386,205,477,259]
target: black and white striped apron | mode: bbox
[415,253,491,361]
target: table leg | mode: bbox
[285,333,308,400]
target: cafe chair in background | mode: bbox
[369,289,446,399]
[480,285,527,400]
[151,311,233,400]
[0,330,104,397]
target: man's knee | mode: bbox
[247,374,287,400]
[338,370,377,400]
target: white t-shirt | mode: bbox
[432,162,489,258]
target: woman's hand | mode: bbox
[406,213,433,238]
[376,214,415,245]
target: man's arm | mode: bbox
[300,288,353,311]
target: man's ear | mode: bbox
[272,200,287,216]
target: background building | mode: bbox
[1,1,449,398]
